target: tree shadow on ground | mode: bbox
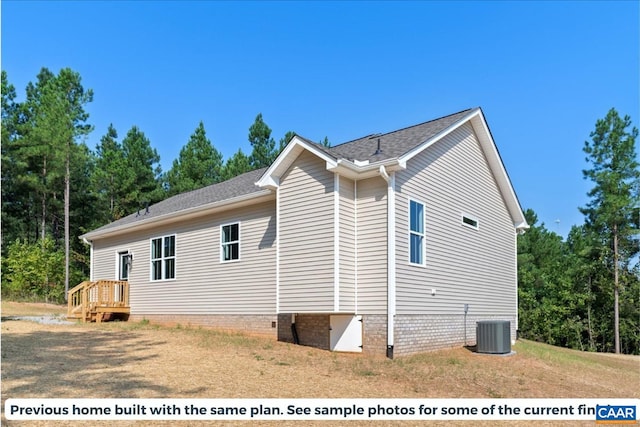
[1,322,171,398]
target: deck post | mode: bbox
[67,280,130,322]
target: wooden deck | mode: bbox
[67,280,130,322]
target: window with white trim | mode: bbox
[221,223,239,262]
[409,199,425,265]
[151,235,176,280]
[462,214,479,230]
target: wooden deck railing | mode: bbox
[67,280,129,322]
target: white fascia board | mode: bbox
[256,136,337,188]
[398,108,478,164]
[467,111,529,230]
[81,191,274,241]
[398,108,528,231]
[330,158,406,180]
[259,175,279,190]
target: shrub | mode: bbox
[2,237,65,303]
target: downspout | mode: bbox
[379,165,396,359]
[276,186,280,315]
[82,237,94,282]
[334,173,340,312]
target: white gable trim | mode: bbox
[257,136,407,186]
[257,109,526,231]
[399,109,528,231]
[256,136,337,189]
[468,111,528,231]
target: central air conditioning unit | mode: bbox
[476,320,511,354]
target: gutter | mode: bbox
[379,165,396,359]
[329,158,406,181]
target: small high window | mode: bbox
[221,223,240,262]
[462,214,479,230]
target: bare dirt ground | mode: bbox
[1,301,638,426]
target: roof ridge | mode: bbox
[376,108,474,139]
[330,133,379,148]
[328,109,474,150]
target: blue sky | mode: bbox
[2,1,638,237]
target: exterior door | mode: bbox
[118,251,130,281]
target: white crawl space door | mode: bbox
[330,315,363,352]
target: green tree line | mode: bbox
[2,68,638,354]
[1,67,327,301]
[518,109,639,355]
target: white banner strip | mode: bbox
[4,398,639,422]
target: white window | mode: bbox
[221,223,240,262]
[409,199,425,265]
[151,235,176,280]
[462,214,479,230]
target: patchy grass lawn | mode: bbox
[1,301,638,426]
[1,300,67,317]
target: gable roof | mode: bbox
[258,107,528,230]
[83,107,527,240]
[327,109,473,162]
[82,168,271,240]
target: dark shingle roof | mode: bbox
[326,109,473,162]
[87,168,268,235]
[86,109,475,237]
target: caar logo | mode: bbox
[596,405,637,424]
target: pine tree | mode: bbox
[221,148,252,180]
[278,131,296,153]
[16,68,62,242]
[166,121,223,195]
[52,68,94,298]
[121,126,162,213]
[248,113,277,169]
[580,108,640,353]
[93,124,129,221]
[1,70,26,248]
[319,136,331,147]
[8,67,93,297]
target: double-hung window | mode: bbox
[409,199,425,265]
[221,223,240,262]
[151,235,176,280]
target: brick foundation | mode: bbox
[277,314,330,350]
[393,314,517,357]
[130,312,516,357]
[362,314,388,356]
[128,314,278,337]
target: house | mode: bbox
[77,107,528,357]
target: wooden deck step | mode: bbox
[67,280,130,323]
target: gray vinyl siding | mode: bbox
[92,235,143,281]
[91,201,277,315]
[356,176,387,314]
[395,122,516,315]
[279,150,335,312]
[339,176,356,311]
